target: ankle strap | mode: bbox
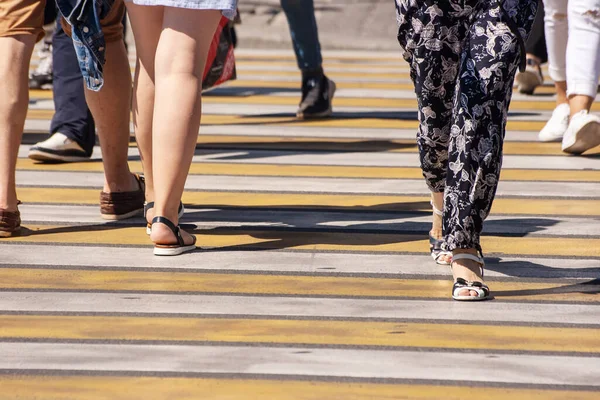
[430,200,443,216]
[143,202,155,218]
[151,216,184,246]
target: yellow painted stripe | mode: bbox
[2,315,599,352]
[235,54,404,62]
[15,159,600,182]
[24,110,551,131]
[236,60,409,69]
[6,226,600,258]
[238,70,412,79]
[226,79,563,94]
[29,91,589,112]
[0,268,598,302]
[2,377,596,400]
[28,79,562,95]
[15,188,600,216]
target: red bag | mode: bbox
[202,17,237,91]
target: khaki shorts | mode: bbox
[0,0,125,43]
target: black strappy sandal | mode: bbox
[144,201,185,235]
[151,216,197,256]
[430,202,452,265]
[451,253,490,301]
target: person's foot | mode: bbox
[28,133,91,163]
[297,75,336,119]
[562,110,600,154]
[0,201,21,238]
[151,216,196,256]
[100,174,145,220]
[451,250,489,300]
[515,57,543,95]
[538,103,570,142]
[29,42,53,90]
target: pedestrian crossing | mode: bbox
[1,48,599,398]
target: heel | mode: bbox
[151,216,196,256]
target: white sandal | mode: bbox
[451,252,490,301]
[430,202,452,265]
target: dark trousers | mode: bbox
[280,0,323,73]
[526,0,547,63]
[396,0,537,252]
[50,15,96,156]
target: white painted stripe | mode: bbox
[1,244,598,279]
[0,243,600,279]
[20,121,546,142]
[14,171,600,198]
[192,152,600,171]
[1,343,599,386]
[17,204,600,237]
[16,146,600,171]
[0,292,598,324]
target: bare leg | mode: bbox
[430,192,451,264]
[84,39,138,193]
[0,35,36,211]
[127,4,163,220]
[569,94,595,117]
[126,5,221,245]
[555,80,568,106]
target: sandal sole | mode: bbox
[153,244,197,256]
[0,228,20,238]
[101,208,144,221]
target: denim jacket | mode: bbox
[54,0,113,91]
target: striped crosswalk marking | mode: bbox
[2,47,598,398]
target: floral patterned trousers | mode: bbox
[396,0,537,252]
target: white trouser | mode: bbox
[543,0,600,98]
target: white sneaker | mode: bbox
[28,133,90,162]
[562,110,600,155]
[538,103,570,142]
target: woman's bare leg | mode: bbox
[150,7,221,245]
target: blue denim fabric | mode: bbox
[280,0,323,72]
[54,0,113,91]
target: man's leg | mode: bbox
[0,35,37,211]
[62,0,143,219]
[0,0,45,236]
[279,0,335,119]
[29,15,95,162]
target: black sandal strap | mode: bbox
[151,216,184,246]
[144,202,155,218]
[144,202,183,219]
[429,235,444,251]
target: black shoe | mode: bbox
[29,43,53,90]
[297,75,336,119]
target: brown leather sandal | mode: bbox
[100,174,145,220]
[0,201,22,238]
